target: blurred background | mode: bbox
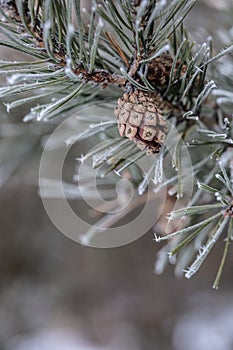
[1,1,233,349]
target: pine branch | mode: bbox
[157,159,233,287]
[0,0,233,287]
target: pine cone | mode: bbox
[147,53,186,89]
[114,90,171,155]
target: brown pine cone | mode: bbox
[147,53,186,88]
[114,90,171,155]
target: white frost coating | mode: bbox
[138,172,151,196]
[89,121,114,128]
[140,0,150,15]
[80,234,90,246]
[23,111,37,122]
[154,233,161,242]
[68,23,75,35]
[185,216,229,279]
[7,74,21,85]
[209,133,227,139]
[92,3,97,11]
[92,141,126,168]
[217,97,233,106]
[65,59,79,81]
[76,154,86,165]
[7,68,64,85]
[176,193,183,199]
[65,130,89,146]
[65,122,114,146]
[212,89,233,98]
[44,20,51,31]
[142,44,170,63]
[224,117,230,125]
[97,17,104,28]
[154,246,169,275]
[214,191,226,205]
[201,42,208,49]
[4,102,11,113]
[153,152,164,184]
[186,115,199,120]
